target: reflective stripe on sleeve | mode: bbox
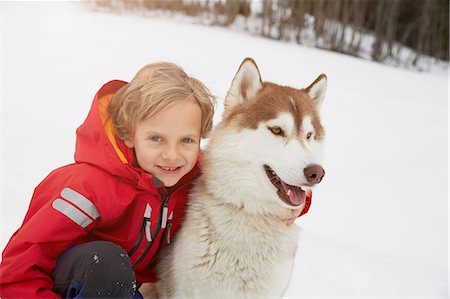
[60,187,100,220]
[52,198,94,228]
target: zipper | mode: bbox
[133,174,201,268]
[128,219,146,257]
[146,217,172,267]
[166,211,174,244]
[145,210,174,267]
[128,204,152,258]
[161,200,169,229]
[133,194,168,268]
[144,204,152,242]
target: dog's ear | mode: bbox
[305,74,327,111]
[224,58,263,111]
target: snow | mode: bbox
[1,2,448,297]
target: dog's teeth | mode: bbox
[287,190,292,196]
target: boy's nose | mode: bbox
[162,146,180,161]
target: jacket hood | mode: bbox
[74,80,200,190]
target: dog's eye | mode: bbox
[306,132,313,140]
[269,126,285,137]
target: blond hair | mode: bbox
[108,62,216,140]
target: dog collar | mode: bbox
[299,192,312,217]
[283,193,312,225]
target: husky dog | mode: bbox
[147,58,327,298]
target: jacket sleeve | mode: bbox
[0,185,100,298]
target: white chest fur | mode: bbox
[166,195,300,299]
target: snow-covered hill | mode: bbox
[2,2,448,297]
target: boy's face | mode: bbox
[124,100,202,187]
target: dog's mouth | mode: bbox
[264,165,306,207]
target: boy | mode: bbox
[0,62,215,298]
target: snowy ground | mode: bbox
[1,2,448,298]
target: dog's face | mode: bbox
[204,58,326,214]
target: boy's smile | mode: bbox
[156,165,183,176]
[124,99,202,187]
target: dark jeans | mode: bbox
[52,241,142,299]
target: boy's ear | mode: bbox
[124,138,134,148]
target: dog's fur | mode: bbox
[141,58,327,298]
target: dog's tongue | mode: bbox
[280,181,306,206]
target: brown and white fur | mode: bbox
[142,58,327,298]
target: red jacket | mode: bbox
[0,80,201,298]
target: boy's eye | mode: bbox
[181,138,194,144]
[149,136,162,142]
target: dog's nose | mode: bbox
[304,164,325,185]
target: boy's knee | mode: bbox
[54,241,136,298]
[85,241,133,273]
[80,241,135,297]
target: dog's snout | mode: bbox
[304,164,325,185]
